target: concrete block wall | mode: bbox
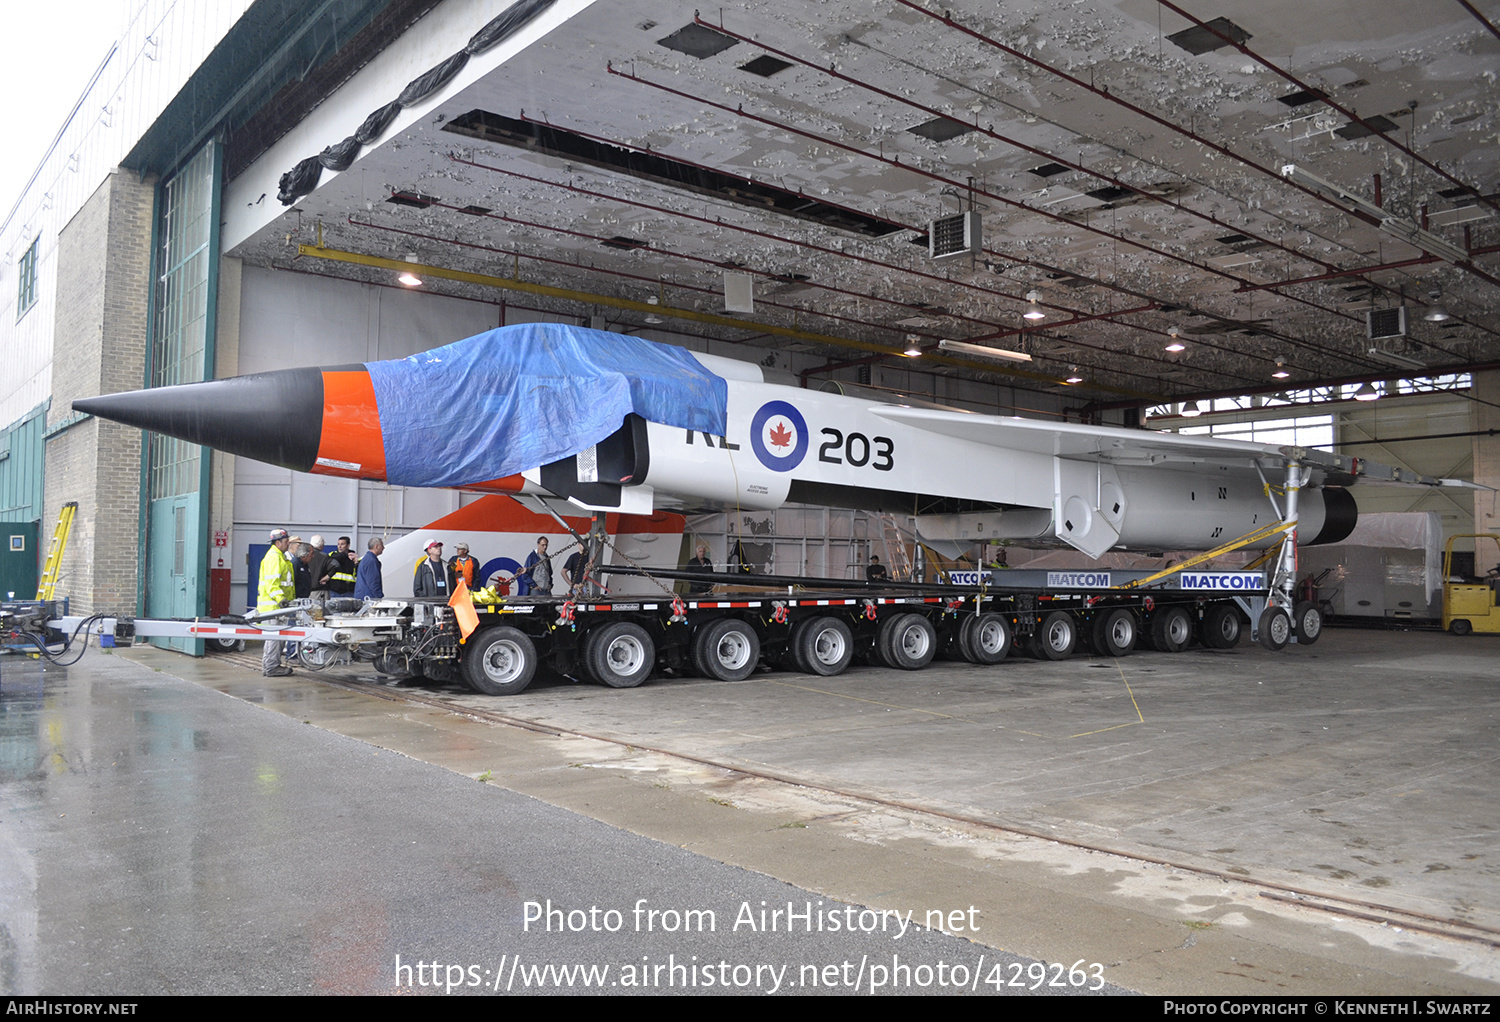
[43,170,155,614]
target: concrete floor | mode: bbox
[0,648,1076,996]
[3,625,1497,995]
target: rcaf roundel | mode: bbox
[749,400,808,471]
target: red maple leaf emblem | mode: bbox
[768,420,793,448]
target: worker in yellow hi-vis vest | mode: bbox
[258,529,296,676]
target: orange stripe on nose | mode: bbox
[314,371,388,479]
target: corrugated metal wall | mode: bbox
[0,403,47,523]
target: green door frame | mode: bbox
[139,139,223,650]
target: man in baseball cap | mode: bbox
[413,538,454,598]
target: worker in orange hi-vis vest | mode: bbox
[448,542,480,591]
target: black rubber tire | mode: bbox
[585,622,655,688]
[1031,611,1078,661]
[1091,608,1137,658]
[959,612,1011,665]
[692,618,760,682]
[1450,618,1473,636]
[1258,607,1291,651]
[1200,602,1242,649]
[879,613,938,670]
[461,627,536,695]
[1293,600,1323,645]
[1150,606,1194,653]
[792,617,854,677]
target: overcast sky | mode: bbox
[1,1,129,219]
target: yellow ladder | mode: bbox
[35,501,78,600]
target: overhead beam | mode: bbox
[295,243,1155,399]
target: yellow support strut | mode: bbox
[1112,519,1294,591]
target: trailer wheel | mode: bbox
[1150,606,1193,653]
[960,613,1011,665]
[1292,600,1323,645]
[1031,611,1078,660]
[693,618,760,682]
[1258,607,1291,651]
[585,622,655,688]
[1200,603,1242,649]
[1092,608,1137,658]
[879,613,937,670]
[463,627,537,696]
[792,617,854,676]
[1450,618,1472,636]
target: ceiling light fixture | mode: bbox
[397,252,422,287]
[1065,366,1084,384]
[937,339,1033,362]
[1271,356,1290,379]
[1423,289,1451,323]
[904,334,923,357]
[1352,381,1380,402]
[1281,165,1470,264]
[1022,290,1046,321]
[1180,400,1204,418]
[644,295,664,325]
[1164,327,1185,353]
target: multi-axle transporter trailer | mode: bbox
[7,566,1316,697]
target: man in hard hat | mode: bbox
[258,529,297,677]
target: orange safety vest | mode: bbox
[450,555,478,588]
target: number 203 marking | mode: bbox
[819,428,894,471]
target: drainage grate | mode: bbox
[908,117,974,142]
[1335,115,1398,140]
[387,191,438,208]
[739,54,792,77]
[657,23,737,59]
[1166,16,1251,55]
[1277,88,1327,107]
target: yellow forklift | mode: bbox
[1443,534,1500,635]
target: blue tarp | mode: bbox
[363,325,727,488]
